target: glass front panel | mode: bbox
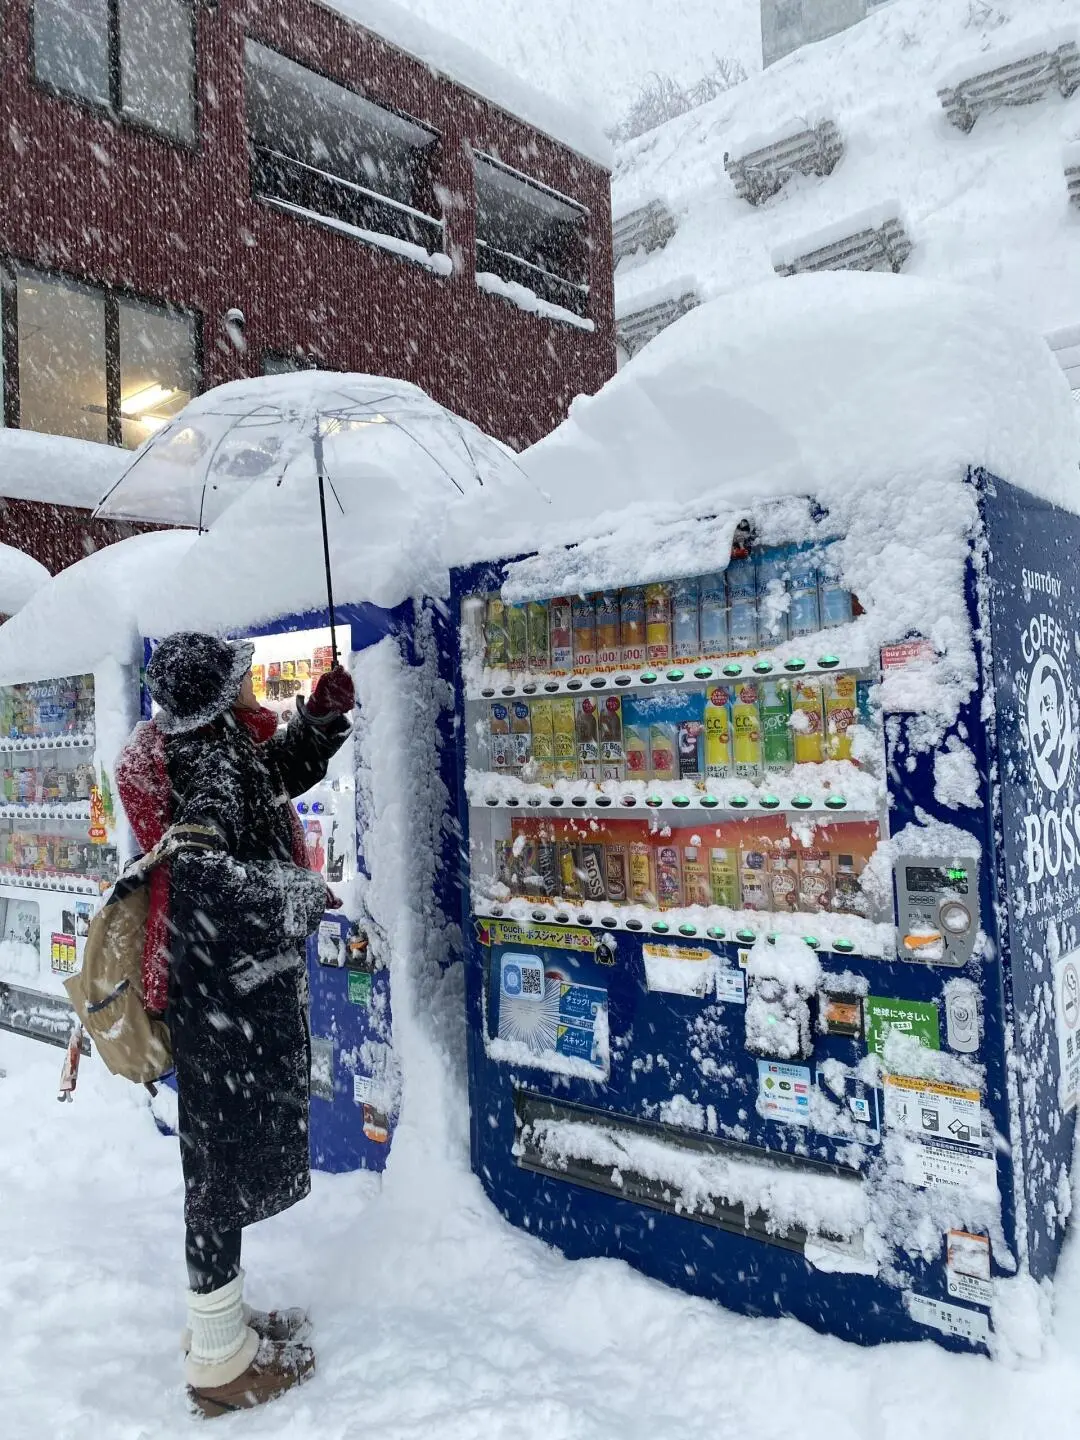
[16,273,107,443]
[33,0,110,106]
[118,298,195,449]
[118,0,196,141]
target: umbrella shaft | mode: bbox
[315,438,339,666]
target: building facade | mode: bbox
[0,0,615,571]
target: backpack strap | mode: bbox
[120,824,224,886]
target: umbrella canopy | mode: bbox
[93,371,534,533]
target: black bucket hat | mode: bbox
[146,632,255,734]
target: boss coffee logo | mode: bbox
[1020,601,1080,884]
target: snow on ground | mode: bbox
[613,0,1080,341]
[3,1020,1080,1440]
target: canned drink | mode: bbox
[572,596,597,672]
[579,843,608,903]
[644,583,673,667]
[788,545,821,638]
[526,601,550,673]
[489,702,514,770]
[575,697,600,780]
[726,554,758,654]
[595,591,621,669]
[677,690,705,784]
[823,672,857,761]
[529,698,555,784]
[598,695,625,780]
[656,844,683,910]
[699,573,729,659]
[536,839,560,899]
[769,851,800,913]
[619,587,648,668]
[622,698,651,779]
[649,722,678,782]
[791,678,825,764]
[510,699,532,769]
[682,844,711,906]
[820,546,853,628]
[833,853,864,915]
[629,841,657,907]
[798,850,833,912]
[604,844,629,903]
[731,682,763,780]
[549,598,573,674]
[756,547,790,647]
[704,686,733,779]
[557,842,582,901]
[672,577,701,663]
[709,847,741,908]
[517,839,541,896]
[485,597,508,668]
[494,839,513,889]
[552,697,578,780]
[760,679,793,775]
[506,603,528,671]
[739,848,771,911]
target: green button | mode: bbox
[784,657,806,672]
[678,923,698,937]
[707,926,726,939]
[722,662,743,677]
[833,938,855,954]
[792,794,813,809]
[645,793,663,807]
[818,655,840,669]
[641,670,658,684]
[824,794,848,810]
[652,920,670,934]
[694,665,713,679]
[672,794,691,808]
[803,936,819,949]
[729,795,749,809]
[767,933,777,944]
[759,794,780,809]
[667,668,685,682]
[753,659,773,674]
[735,928,757,944]
[700,794,719,808]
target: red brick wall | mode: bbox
[0,497,151,574]
[0,0,615,469]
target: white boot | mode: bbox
[183,1272,260,1389]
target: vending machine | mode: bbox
[0,663,133,1054]
[451,471,1080,1354]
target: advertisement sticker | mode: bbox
[900,1139,998,1197]
[1053,948,1080,1112]
[757,1060,812,1125]
[50,932,77,975]
[715,967,747,1005]
[347,970,371,1007]
[883,1074,984,1146]
[907,1293,990,1346]
[946,1230,993,1308]
[642,941,717,998]
[866,997,940,1056]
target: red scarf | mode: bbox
[116,707,311,1016]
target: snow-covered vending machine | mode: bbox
[451,471,1080,1355]
[0,664,133,1051]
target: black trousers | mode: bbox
[185,1224,242,1295]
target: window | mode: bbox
[244,41,443,259]
[473,154,590,319]
[1,264,197,449]
[33,0,195,143]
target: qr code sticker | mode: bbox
[501,953,546,1004]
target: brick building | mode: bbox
[0,0,615,572]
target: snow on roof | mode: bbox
[0,531,197,685]
[317,0,612,167]
[613,0,1080,340]
[0,543,49,616]
[0,429,126,508]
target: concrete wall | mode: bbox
[761,0,869,69]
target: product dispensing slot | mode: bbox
[514,1092,866,1256]
[894,855,980,967]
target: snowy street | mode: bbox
[2,1023,1080,1440]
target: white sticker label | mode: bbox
[907,1293,990,1346]
[946,1231,993,1308]
[643,943,716,998]
[353,1074,373,1104]
[500,952,546,1004]
[1053,949,1080,1112]
[901,1140,998,1198]
[883,1073,984,1146]
[715,968,747,1005]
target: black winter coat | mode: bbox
[165,705,348,1235]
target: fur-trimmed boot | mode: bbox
[184,1273,315,1418]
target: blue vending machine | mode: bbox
[450,472,1080,1354]
[146,601,415,1174]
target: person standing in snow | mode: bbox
[116,632,354,1417]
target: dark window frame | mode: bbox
[28,0,200,151]
[244,35,446,265]
[0,257,202,447]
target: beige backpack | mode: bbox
[64,824,220,1085]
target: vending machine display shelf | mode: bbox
[0,868,103,896]
[472,900,890,956]
[0,733,95,753]
[0,803,92,821]
[467,652,867,701]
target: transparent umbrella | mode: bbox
[94,372,541,661]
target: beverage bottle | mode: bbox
[529,698,556,785]
[731,682,763,780]
[823,673,857,762]
[572,595,597,672]
[704,686,734,779]
[788,544,821,638]
[598,696,625,781]
[645,584,673,668]
[798,850,834,912]
[557,842,583,901]
[579,843,608,903]
[760,679,794,775]
[575,697,601,780]
[536,839,560,899]
[549,598,574,674]
[622,699,651,780]
[676,691,705,785]
[604,844,629,903]
[594,592,621,670]
[649,722,678,784]
[682,843,711,906]
[485,597,508,668]
[505,604,529,672]
[629,840,657,907]
[552,698,578,781]
[756,546,790,647]
[460,596,487,668]
[739,846,771,911]
[791,678,825,764]
[709,847,741,908]
[699,573,730,659]
[726,553,758,654]
[820,545,854,628]
[510,700,532,770]
[526,601,550,673]
[768,850,800,913]
[656,843,684,910]
[489,703,514,771]
[833,853,865,915]
[672,577,701,663]
[619,587,648,669]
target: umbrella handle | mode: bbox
[314,432,339,666]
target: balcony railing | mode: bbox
[475,240,589,319]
